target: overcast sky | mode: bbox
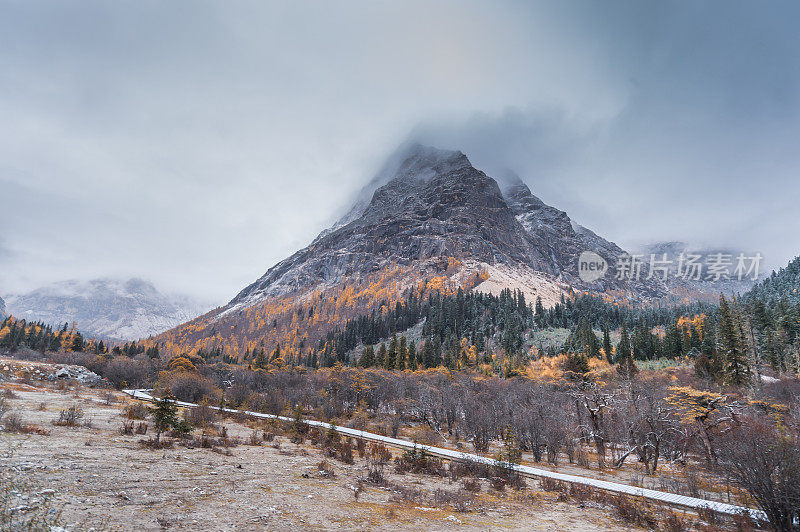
[1,1,799,303]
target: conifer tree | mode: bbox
[377,343,387,369]
[603,324,613,364]
[386,335,398,370]
[150,393,179,442]
[359,345,375,368]
[719,295,749,386]
[616,323,631,364]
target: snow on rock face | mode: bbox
[230,144,669,310]
[5,278,211,341]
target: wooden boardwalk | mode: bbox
[123,389,765,522]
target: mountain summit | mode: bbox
[234,144,654,307]
[152,144,667,358]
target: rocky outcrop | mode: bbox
[232,144,667,308]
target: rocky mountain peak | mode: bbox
[231,143,666,308]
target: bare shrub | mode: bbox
[661,510,687,532]
[489,476,506,491]
[338,440,354,464]
[368,442,391,465]
[53,405,84,427]
[120,420,134,435]
[696,506,719,527]
[540,477,565,493]
[1,411,49,435]
[716,417,800,532]
[3,412,25,432]
[139,437,174,450]
[185,403,217,428]
[432,488,475,513]
[394,445,446,477]
[102,391,117,405]
[462,478,481,493]
[135,422,148,434]
[448,457,491,481]
[263,431,275,442]
[366,454,387,485]
[248,430,262,446]
[123,402,149,420]
[166,372,218,403]
[355,438,366,458]
[103,356,152,388]
[317,459,335,478]
[683,466,702,498]
[611,495,658,529]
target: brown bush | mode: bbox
[123,402,149,420]
[103,356,154,388]
[612,495,658,529]
[338,440,354,464]
[355,438,366,458]
[120,420,134,435]
[462,478,481,493]
[53,405,84,427]
[165,372,218,403]
[139,437,174,450]
[247,430,262,446]
[368,442,391,465]
[185,403,217,428]
[1,411,48,435]
[448,458,491,480]
[394,446,446,477]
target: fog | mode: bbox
[1,1,798,302]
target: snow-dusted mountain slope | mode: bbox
[4,278,211,340]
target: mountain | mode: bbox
[152,144,669,360]
[233,145,665,307]
[4,278,211,341]
[743,254,800,306]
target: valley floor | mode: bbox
[0,362,645,531]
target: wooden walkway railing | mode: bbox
[123,389,765,522]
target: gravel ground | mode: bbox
[0,362,640,531]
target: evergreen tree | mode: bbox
[534,296,545,328]
[150,393,179,442]
[602,324,613,364]
[719,295,749,386]
[359,345,375,368]
[407,340,417,371]
[377,343,387,368]
[616,323,631,364]
[70,331,84,352]
[386,335,398,370]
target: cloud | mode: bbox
[1,1,798,300]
